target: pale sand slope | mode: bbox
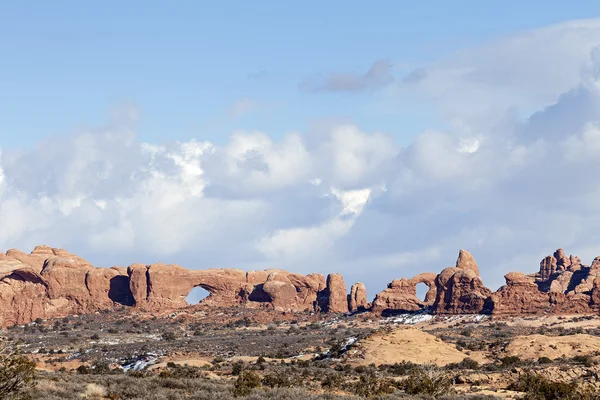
[349,327,476,366]
[506,334,600,360]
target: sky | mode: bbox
[3,1,600,300]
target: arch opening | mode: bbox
[416,282,429,303]
[186,286,210,305]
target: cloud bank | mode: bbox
[4,19,600,296]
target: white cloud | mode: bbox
[6,18,600,296]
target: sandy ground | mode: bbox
[506,334,600,360]
[349,327,480,366]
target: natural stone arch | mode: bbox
[407,272,437,305]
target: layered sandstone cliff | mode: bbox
[2,245,600,327]
[0,246,350,326]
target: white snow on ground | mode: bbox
[380,313,434,325]
[316,336,358,359]
[120,353,160,372]
[380,313,489,325]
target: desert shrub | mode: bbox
[507,371,580,400]
[162,331,177,341]
[233,370,261,397]
[76,365,91,375]
[321,373,343,390]
[261,371,291,388]
[402,365,454,398]
[538,357,553,364]
[446,357,479,370]
[381,361,418,376]
[499,355,522,368]
[232,361,244,376]
[159,363,202,379]
[91,361,113,375]
[572,354,595,367]
[0,348,36,399]
[352,374,396,398]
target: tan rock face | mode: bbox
[433,268,491,314]
[348,282,368,312]
[0,246,352,325]
[456,249,479,276]
[4,245,600,326]
[320,273,348,313]
[539,255,558,282]
[371,273,437,314]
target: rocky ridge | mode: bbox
[1,245,600,326]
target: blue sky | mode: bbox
[4,2,600,297]
[2,1,600,148]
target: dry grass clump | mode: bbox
[80,383,107,399]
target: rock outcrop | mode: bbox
[432,267,491,314]
[319,273,348,313]
[348,282,368,312]
[371,273,437,314]
[487,249,600,315]
[3,244,600,326]
[0,246,344,326]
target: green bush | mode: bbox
[232,361,244,376]
[447,357,479,370]
[0,349,36,400]
[261,371,291,388]
[352,374,396,398]
[232,370,261,397]
[402,365,454,398]
[507,371,580,400]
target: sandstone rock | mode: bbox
[408,273,438,305]
[372,278,422,312]
[320,273,348,313]
[40,256,93,303]
[4,244,600,327]
[554,248,571,270]
[371,272,437,314]
[348,282,367,312]
[456,249,479,276]
[262,273,298,311]
[539,255,558,282]
[488,272,550,314]
[433,269,491,314]
[569,255,582,271]
[549,271,573,293]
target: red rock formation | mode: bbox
[456,249,479,276]
[320,273,348,313]
[348,282,368,312]
[433,268,491,314]
[539,255,558,282]
[371,273,436,313]
[4,244,600,326]
[487,272,550,314]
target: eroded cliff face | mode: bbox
[486,248,600,315]
[0,246,346,326]
[3,245,600,326]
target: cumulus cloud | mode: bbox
[6,19,600,296]
[300,59,394,93]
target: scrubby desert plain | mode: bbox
[4,246,600,399]
[5,306,600,399]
